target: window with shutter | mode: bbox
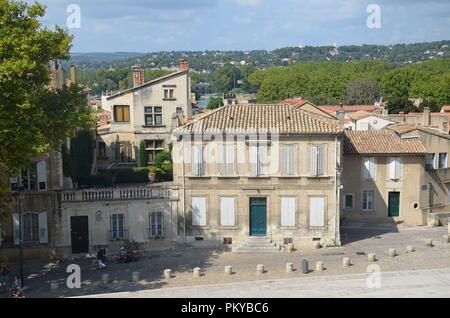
[310,146,318,176]
[363,157,376,180]
[281,197,296,227]
[389,157,402,180]
[192,145,203,176]
[250,145,259,176]
[258,145,268,176]
[192,197,207,226]
[220,197,235,226]
[281,145,295,176]
[38,212,48,244]
[219,144,235,176]
[309,197,325,227]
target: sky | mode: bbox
[29,0,450,53]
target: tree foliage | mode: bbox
[0,0,95,175]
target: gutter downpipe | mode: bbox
[335,135,340,246]
[182,136,187,242]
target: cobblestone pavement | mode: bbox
[2,222,450,298]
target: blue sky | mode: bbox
[31,0,450,52]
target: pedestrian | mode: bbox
[0,263,10,292]
[97,247,107,270]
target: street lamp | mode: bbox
[12,187,24,288]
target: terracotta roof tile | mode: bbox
[344,130,426,155]
[386,123,418,135]
[175,104,342,135]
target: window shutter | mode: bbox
[37,161,47,191]
[281,197,296,227]
[226,145,234,175]
[250,145,258,176]
[317,146,325,176]
[396,157,402,180]
[192,146,203,176]
[389,157,396,180]
[259,146,268,176]
[38,212,48,244]
[310,146,318,176]
[309,197,325,227]
[13,213,20,246]
[192,197,207,226]
[218,145,224,175]
[220,197,235,226]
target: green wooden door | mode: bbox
[250,198,267,236]
[388,192,400,217]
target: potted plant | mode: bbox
[148,166,157,183]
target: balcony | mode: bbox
[61,185,178,202]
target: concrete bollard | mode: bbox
[442,235,449,243]
[193,268,201,278]
[224,266,232,275]
[287,243,294,253]
[368,253,376,262]
[257,264,265,275]
[425,239,434,247]
[315,261,324,272]
[101,273,110,284]
[313,241,321,249]
[406,245,415,253]
[388,248,397,257]
[132,271,140,282]
[50,280,59,290]
[164,269,172,279]
[286,263,294,273]
[343,257,351,267]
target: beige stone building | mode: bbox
[342,130,428,225]
[97,61,193,168]
[172,104,344,247]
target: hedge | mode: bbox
[77,168,149,188]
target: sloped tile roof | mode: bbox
[174,104,342,135]
[349,110,372,121]
[386,123,418,135]
[344,130,426,154]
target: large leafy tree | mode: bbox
[0,0,94,175]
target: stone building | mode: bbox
[171,104,344,247]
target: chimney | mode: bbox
[337,103,345,128]
[179,59,189,71]
[132,68,145,87]
[70,64,77,85]
[423,107,431,126]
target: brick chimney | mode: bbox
[132,68,145,87]
[70,64,77,84]
[423,107,431,126]
[337,103,345,128]
[179,59,189,71]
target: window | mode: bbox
[281,197,296,227]
[362,157,376,180]
[344,194,354,210]
[150,212,164,238]
[98,142,107,158]
[145,140,164,163]
[310,145,325,177]
[164,89,175,100]
[22,213,39,244]
[192,197,207,226]
[111,214,125,240]
[281,145,295,176]
[220,197,235,227]
[362,190,375,211]
[10,163,45,192]
[12,212,48,245]
[192,145,204,176]
[309,197,325,228]
[250,144,268,177]
[425,154,435,171]
[113,105,130,123]
[439,153,448,169]
[388,157,402,180]
[144,106,162,126]
[219,144,235,176]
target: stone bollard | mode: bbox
[425,239,434,247]
[50,280,59,290]
[343,257,351,267]
[406,245,415,253]
[101,273,110,284]
[313,241,321,249]
[315,261,324,272]
[286,263,294,273]
[287,243,294,253]
[388,248,397,257]
[224,266,233,275]
[164,269,172,279]
[257,264,265,275]
[132,271,140,282]
[442,235,449,244]
[193,268,201,278]
[368,253,376,262]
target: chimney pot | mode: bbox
[132,68,145,87]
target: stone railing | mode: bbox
[62,185,178,202]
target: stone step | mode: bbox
[232,237,281,253]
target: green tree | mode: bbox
[153,150,173,182]
[387,96,415,114]
[69,130,94,181]
[138,140,149,167]
[0,0,95,175]
[346,79,381,105]
[207,96,223,109]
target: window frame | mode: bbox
[149,212,165,239]
[362,190,375,212]
[219,196,237,228]
[343,194,354,210]
[438,153,448,169]
[113,105,130,123]
[280,196,297,228]
[110,213,125,241]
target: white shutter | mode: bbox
[310,146,318,176]
[282,146,295,176]
[250,145,258,176]
[281,197,296,227]
[259,146,268,176]
[38,212,49,244]
[218,144,225,175]
[317,146,325,176]
[220,197,235,226]
[37,161,47,191]
[192,197,206,226]
[395,157,402,180]
[309,197,325,227]
[389,157,396,180]
[13,213,20,245]
[192,146,203,176]
[281,147,288,175]
[225,145,234,175]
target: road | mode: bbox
[79,267,450,298]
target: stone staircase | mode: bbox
[232,236,281,253]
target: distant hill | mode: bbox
[68,52,145,68]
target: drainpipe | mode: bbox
[334,136,341,246]
[182,137,187,242]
